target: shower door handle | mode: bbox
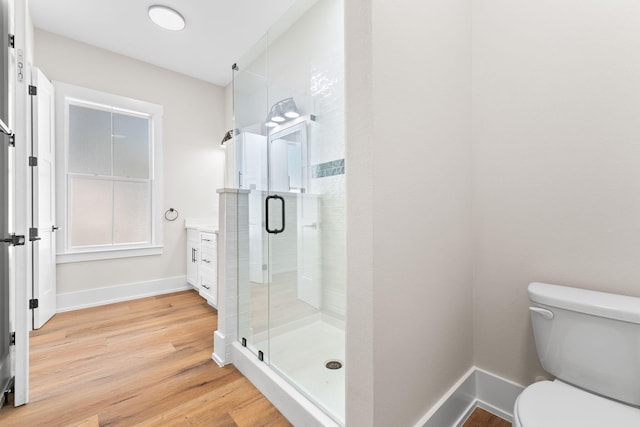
[265,194,285,234]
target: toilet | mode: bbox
[514,282,640,426]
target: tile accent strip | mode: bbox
[312,159,345,178]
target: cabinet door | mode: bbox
[187,229,200,286]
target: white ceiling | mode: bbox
[28,0,299,87]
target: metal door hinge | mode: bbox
[2,234,25,246]
[29,299,39,309]
[29,228,40,242]
[28,156,37,167]
[28,85,37,96]
[9,34,14,48]
[258,350,264,361]
[9,332,15,346]
[3,133,15,147]
[241,337,247,347]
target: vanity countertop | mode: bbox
[191,226,218,233]
[184,218,218,233]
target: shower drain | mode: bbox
[325,360,343,370]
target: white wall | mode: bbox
[344,0,374,422]
[472,0,640,386]
[347,0,473,424]
[346,0,640,423]
[33,30,226,294]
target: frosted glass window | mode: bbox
[69,177,113,247]
[113,181,151,244]
[112,113,150,179]
[68,105,111,175]
[57,82,162,260]
[67,105,154,248]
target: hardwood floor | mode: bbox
[0,290,513,427]
[462,408,512,427]
[0,290,291,427]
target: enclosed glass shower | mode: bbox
[232,0,345,423]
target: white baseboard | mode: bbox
[212,330,228,367]
[56,275,192,312]
[416,366,525,427]
[474,367,525,422]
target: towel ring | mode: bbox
[164,208,179,221]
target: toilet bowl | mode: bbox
[514,282,640,426]
[513,380,640,427]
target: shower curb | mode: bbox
[231,342,342,427]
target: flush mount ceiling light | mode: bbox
[148,5,186,31]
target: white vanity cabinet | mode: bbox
[186,227,218,308]
[198,232,217,307]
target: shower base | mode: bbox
[232,317,345,426]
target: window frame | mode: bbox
[54,82,163,263]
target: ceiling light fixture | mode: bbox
[148,5,186,31]
[265,98,301,128]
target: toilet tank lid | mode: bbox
[528,282,640,325]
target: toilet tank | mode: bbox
[528,282,640,407]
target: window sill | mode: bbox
[56,245,163,264]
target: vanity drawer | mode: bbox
[200,232,216,248]
[200,248,216,267]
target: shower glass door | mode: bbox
[234,34,269,360]
[234,0,345,423]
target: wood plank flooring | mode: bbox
[0,290,291,427]
[0,289,513,427]
[462,408,512,427]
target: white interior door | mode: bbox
[31,67,56,330]
[0,1,12,399]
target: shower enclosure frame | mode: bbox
[213,1,346,424]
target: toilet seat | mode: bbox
[515,380,640,427]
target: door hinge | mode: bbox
[28,85,37,96]
[29,299,39,309]
[9,332,15,346]
[1,234,25,246]
[28,156,37,167]
[29,228,40,242]
[3,133,15,147]
[9,34,14,48]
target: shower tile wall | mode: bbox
[308,51,345,318]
